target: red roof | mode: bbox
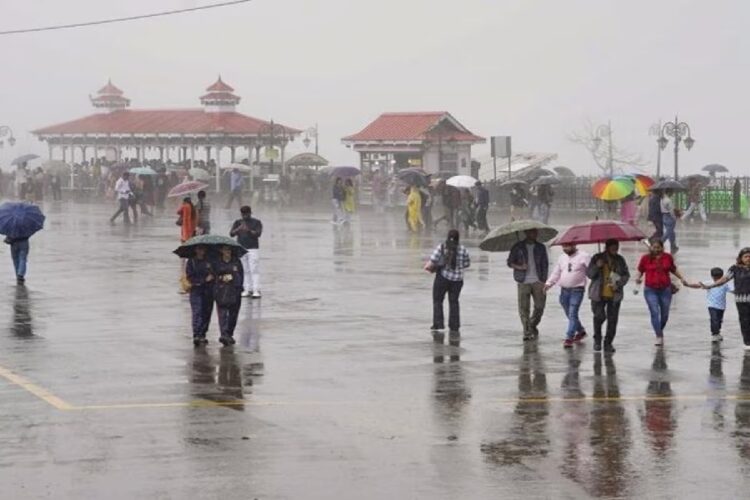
[33,109,300,136]
[343,112,484,143]
[206,77,234,92]
[97,80,124,96]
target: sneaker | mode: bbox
[604,344,616,353]
[431,325,445,331]
[241,291,251,298]
[523,334,534,342]
[573,331,587,343]
[228,336,236,345]
[16,276,25,284]
[251,292,262,299]
[711,334,723,343]
[593,342,602,352]
[193,337,202,347]
[654,336,664,346]
[563,339,574,349]
[219,335,231,346]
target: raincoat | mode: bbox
[343,185,356,214]
[178,202,196,243]
[406,187,424,232]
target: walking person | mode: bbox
[682,180,707,223]
[177,197,196,243]
[109,172,133,225]
[425,229,470,344]
[331,177,346,225]
[507,229,549,341]
[5,236,30,284]
[685,267,733,343]
[635,238,690,346]
[703,248,750,349]
[661,189,679,253]
[155,167,169,209]
[50,172,62,201]
[587,239,630,353]
[647,190,663,240]
[225,168,244,209]
[186,245,214,346]
[544,243,590,348]
[343,178,356,224]
[230,206,263,299]
[620,192,637,225]
[406,186,424,233]
[213,245,244,346]
[474,181,490,233]
[195,190,211,235]
[510,185,527,220]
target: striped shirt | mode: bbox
[430,244,471,282]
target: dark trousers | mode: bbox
[476,206,489,231]
[51,184,62,201]
[226,189,243,209]
[650,217,663,240]
[110,198,131,224]
[189,287,214,337]
[708,307,725,336]
[217,301,241,337]
[592,299,621,345]
[737,302,750,345]
[432,273,463,331]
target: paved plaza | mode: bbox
[1,202,750,498]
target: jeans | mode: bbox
[476,206,489,231]
[10,240,29,278]
[737,302,750,345]
[662,214,677,251]
[649,217,663,241]
[189,287,214,337]
[644,286,673,336]
[240,249,260,294]
[559,287,585,339]
[217,302,241,337]
[332,199,344,224]
[592,299,621,345]
[517,282,546,336]
[432,273,463,331]
[708,307,725,336]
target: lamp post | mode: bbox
[0,126,16,148]
[592,121,613,177]
[658,116,694,180]
[302,124,319,155]
[649,120,663,177]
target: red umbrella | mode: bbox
[167,181,209,198]
[552,220,647,246]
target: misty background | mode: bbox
[0,0,747,175]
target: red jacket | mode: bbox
[637,253,675,290]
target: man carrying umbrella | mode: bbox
[0,202,45,284]
[507,229,549,341]
[586,239,630,353]
[544,243,590,348]
[110,172,134,225]
[474,181,490,233]
[230,206,262,298]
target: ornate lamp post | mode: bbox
[302,124,319,155]
[592,121,613,176]
[659,116,694,180]
[0,126,16,148]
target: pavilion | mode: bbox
[32,77,301,189]
[342,112,485,176]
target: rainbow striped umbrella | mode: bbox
[616,174,654,196]
[592,177,634,201]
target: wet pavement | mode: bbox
[2,201,750,498]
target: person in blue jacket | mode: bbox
[185,245,214,346]
[213,245,244,346]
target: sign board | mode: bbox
[264,146,279,160]
[408,158,422,166]
[490,136,511,158]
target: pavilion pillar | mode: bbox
[62,146,68,163]
[159,146,165,161]
[281,142,287,176]
[215,147,222,194]
[205,146,211,161]
[190,144,195,169]
[230,146,236,163]
[48,143,53,161]
[81,146,87,164]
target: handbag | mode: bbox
[176,214,183,226]
[215,281,239,307]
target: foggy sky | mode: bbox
[1,0,747,176]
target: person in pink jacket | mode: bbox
[544,243,591,348]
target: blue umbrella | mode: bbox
[0,202,45,239]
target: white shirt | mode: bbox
[115,178,132,200]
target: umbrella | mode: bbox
[188,168,211,181]
[592,177,635,201]
[41,160,71,175]
[702,164,729,174]
[0,202,45,239]
[11,154,39,166]
[553,166,576,177]
[531,175,561,187]
[446,175,479,189]
[500,179,528,188]
[286,152,329,168]
[479,220,557,252]
[328,166,361,178]
[552,220,647,246]
[173,234,247,258]
[618,174,655,196]
[683,174,710,185]
[396,168,429,187]
[649,179,686,191]
[167,181,209,198]
[130,166,157,176]
[221,163,255,173]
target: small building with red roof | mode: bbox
[342,112,485,175]
[33,77,300,184]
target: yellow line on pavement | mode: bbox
[0,364,74,410]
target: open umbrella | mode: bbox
[173,234,247,258]
[446,175,478,189]
[649,179,686,191]
[592,177,635,201]
[167,181,209,198]
[327,166,361,178]
[617,174,655,196]
[221,163,256,173]
[702,164,729,174]
[0,202,45,239]
[11,154,39,166]
[552,220,646,246]
[41,160,71,175]
[396,168,429,187]
[188,168,211,181]
[531,175,561,187]
[130,166,157,176]
[479,220,557,252]
[553,166,576,177]
[286,152,329,168]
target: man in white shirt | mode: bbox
[544,244,590,348]
[110,172,133,225]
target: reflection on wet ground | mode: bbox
[3,203,750,497]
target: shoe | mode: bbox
[563,339,574,349]
[241,291,251,298]
[430,325,446,332]
[228,336,236,345]
[711,334,723,343]
[604,344,616,353]
[654,336,664,346]
[193,337,203,347]
[219,335,231,346]
[523,334,534,342]
[16,276,25,284]
[200,337,209,345]
[593,342,602,352]
[531,327,540,338]
[252,292,261,299]
[573,331,587,343]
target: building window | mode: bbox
[441,153,458,173]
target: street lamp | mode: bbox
[0,126,16,148]
[592,121,613,176]
[658,116,694,180]
[302,124,319,155]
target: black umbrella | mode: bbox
[395,168,429,187]
[499,179,528,188]
[531,175,561,187]
[702,164,729,174]
[553,166,576,177]
[649,179,686,191]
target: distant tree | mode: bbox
[568,120,647,176]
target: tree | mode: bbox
[568,120,647,176]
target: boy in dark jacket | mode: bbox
[586,239,630,353]
[507,229,549,340]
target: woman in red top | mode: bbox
[635,239,690,345]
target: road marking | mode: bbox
[0,363,74,410]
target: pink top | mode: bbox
[546,250,590,289]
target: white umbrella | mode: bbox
[188,168,211,181]
[446,175,479,189]
[221,163,256,173]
